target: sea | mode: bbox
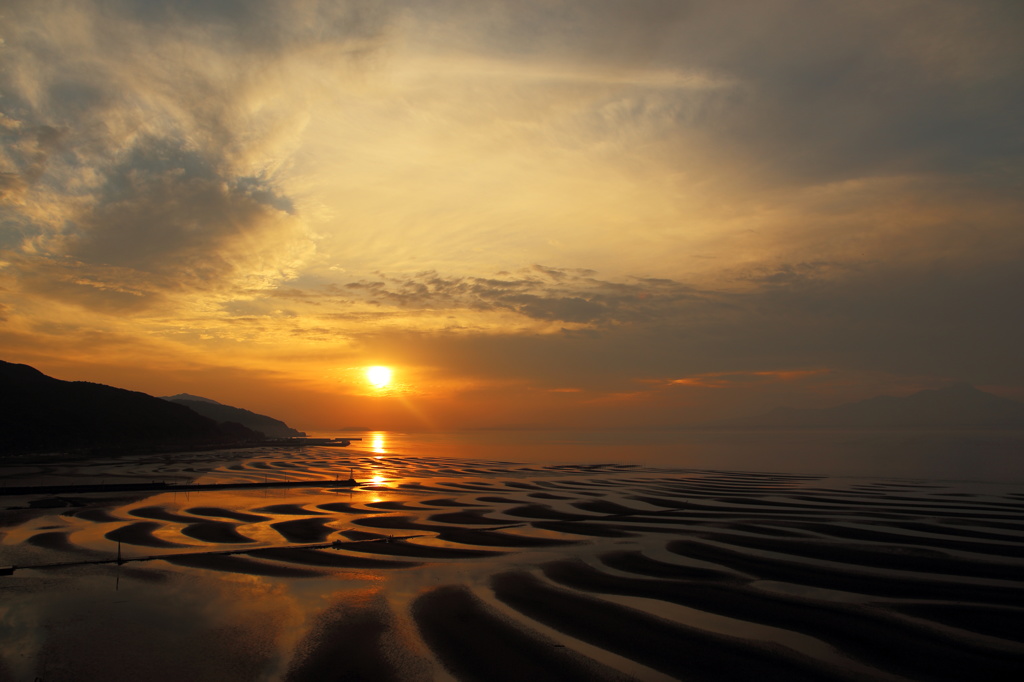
[310,428,1024,484]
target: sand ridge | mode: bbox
[2,448,1023,680]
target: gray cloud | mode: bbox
[119,0,387,53]
[0,123,63,206]
[665,1,1024,185]
[0,0,392,308]
[331,254,1024,392]
[428,1,1024,187]
[331,266,710,326]
[68,139,308,293]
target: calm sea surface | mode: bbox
[315,429,1024,483]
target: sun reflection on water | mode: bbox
[371,432,386,454]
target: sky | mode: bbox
[1,0,1023,432]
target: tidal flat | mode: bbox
[1,444,1023,681]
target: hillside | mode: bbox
[0,361,260,454]
[722,383,1024,430]
[162,394,305,438]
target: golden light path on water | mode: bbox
[369,432,388,490]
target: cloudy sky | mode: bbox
[2,0,1022,431]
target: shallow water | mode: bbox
[1,443,1023,681]
[324,429,1024,482]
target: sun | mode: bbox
[366,365,393,388]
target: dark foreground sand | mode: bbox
[2,449,1023,681]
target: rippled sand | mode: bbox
[1,447,1023,681]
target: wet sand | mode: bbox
[253,503,329,515]
[105,521,191,548]
[490,571,845,681]
[270,518,336,543]
[129,505,197,523]
[177,520,255,544]
[413,585,627,682]
[185,507,272,523]
[285,590,425,682]
[2,448,1023,681]
[26,530,87,553]
[248,547,421,570]
[65,508,122,523]
[162,553,325,578]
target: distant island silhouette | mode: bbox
[717,383,1024,430]
[161,394,306,439]
[0,360,302,456]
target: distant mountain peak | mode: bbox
[1,360,261,454]
[935,382,984,394]
[162,394,305,438]
[0,360,50,381]
[161,393,223,405]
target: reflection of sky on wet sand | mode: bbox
[1,532,436,680]
[3,442,1024,680]
[0,446,613,679]
[1,446,516,679]
[1,566,308,681]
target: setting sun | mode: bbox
[366,366,393,388]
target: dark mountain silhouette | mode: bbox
[162,393,221,405]
[722,383,1024,429]
[0,361,260,455]
[161,394,305,438]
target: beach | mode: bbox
[1,441,1023,681]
